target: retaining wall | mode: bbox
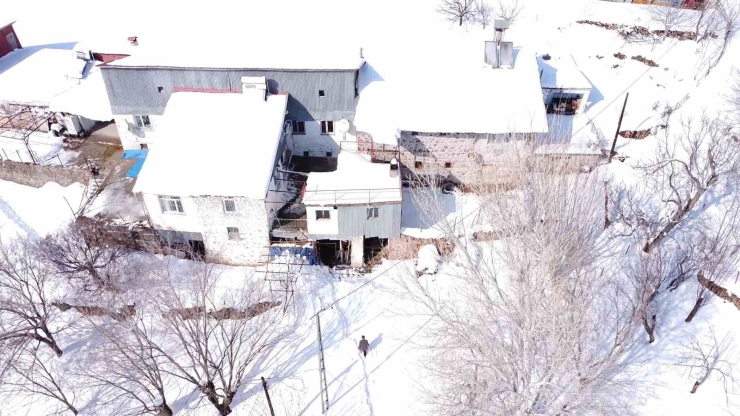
[0,159,91,188]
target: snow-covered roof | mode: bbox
[105,41,364,71]
[133,91,288,199]
[0,20,15,31]
[0,48,90,106]
[303,152,402,206]
[49,68,113,121]
[354,48,549,146]
[537,54,592,90]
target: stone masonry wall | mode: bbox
[194,196,270,266]
[0,159,91,188]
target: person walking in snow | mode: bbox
[358,335,370,358]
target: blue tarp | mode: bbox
[122,150,149,178]
[269,246,319,265]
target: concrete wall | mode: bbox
[142,193,270,265]
[0,159,91,188]
[114,115,163,150]
[306,205,339,236]
[292,121,357,157]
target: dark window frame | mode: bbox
[227,227,241,241]
[291,120,306,135]
[315,209,331,220]
[321,121,334,134]
[367,207,379,219]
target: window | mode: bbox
[158,195,184,213]
[326,152,332,157]
[321,121,334,134]
[319,90,325,97]
[291,120,306,135]
[140,143,148,150]
[227,227,241,241]
[134,115,151,128]
[303,151,310,157]
[414,161,423,169]
[367,207,379,219]
[316,209,331,220]
[5,33,18,50]
[444,162,453,169]
[223,199,237,213]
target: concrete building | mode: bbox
[301,152,402,267]
[132,78,293,265]
[98,44,364,156]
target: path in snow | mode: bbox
[362,358,375,416]
[0,197,37,240]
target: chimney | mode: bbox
[127,36,138,46]
[241,76,268,101]
[390,158,399,178]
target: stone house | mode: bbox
[132,78,294,265]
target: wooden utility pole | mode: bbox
[316,313,330,414]
[261,377,276,416]
[608,92,629,163]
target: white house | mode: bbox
[132,77,293,265]
[537,53,593,115]
[302,152,402,267]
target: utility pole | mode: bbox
[261,377,276,416]
[608,92,630,163]
[316,313,329,414]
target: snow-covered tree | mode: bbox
[676,329,738,396]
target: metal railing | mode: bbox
[302,188,402,205]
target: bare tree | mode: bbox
[728,67,740,121]
[684,193,740,322]
[697,0,740,77]
[676,329,737,396]
[2,344,78,415]
[81,309,173,416]
[639,114,739,252]
[152,260,287,416]
[0,240,65,357]
[437,0,477,26]
[494,0,524,23]
[40,223,127,291]
[693,0,720,41]
[400,155,648,415]
[649,0,692,37]
[474,1,494,29]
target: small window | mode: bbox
[140,143,148,150]
[367,207,379,219]
[303,151,309,157]
[414,161,423,169]
[223,199,237,213]
[158,195,184,213]
[134,115,151,128]
[292,120,306,135]
[321,121,334,134]
[316,209,331,220]
[444,162,453,169]
[319,90,325,97]
[227,227,240,241]
[326,152,332,157]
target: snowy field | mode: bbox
[3,0,740,415]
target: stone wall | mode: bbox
[0,159,91,188]
[194,196,271,266]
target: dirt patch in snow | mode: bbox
[577,20,714,41]
[619,129,652,139]
[614,52,626,60]
[632,55,659,67]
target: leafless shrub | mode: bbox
[676,328,738,397]
[728,67,740,121]
[437,0,477,26]
[40,223,128,291]
[696,0,740,77]
[474,1,494,29]
[639,114,739,252]
[494,0,523,23]
[649,0,692,36]
[0,240,65,357]
[151,260,288,416]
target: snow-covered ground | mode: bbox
[2,0,740,415]
[0,179,85,242]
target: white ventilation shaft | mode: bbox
[241,76,268,101]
